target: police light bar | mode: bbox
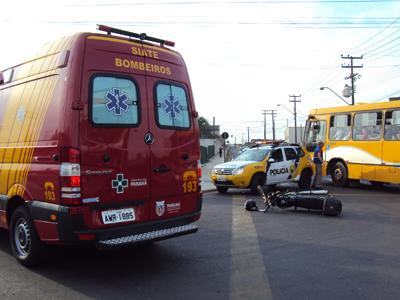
[97,24,175,47]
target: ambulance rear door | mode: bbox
[145,74,200,220]
[79,40,151,226]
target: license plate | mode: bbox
[101,208,135,224]
[217,175,226,182]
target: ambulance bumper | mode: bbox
[97,223,198,247]
[27,201,201,245]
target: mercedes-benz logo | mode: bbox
[144,132,155,145]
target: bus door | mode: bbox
[380,110,400,183]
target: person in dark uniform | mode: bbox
[312,141,324,188]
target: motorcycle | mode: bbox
[244,185,342,217]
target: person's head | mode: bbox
[361,127,369,136]
[318,141,324,147]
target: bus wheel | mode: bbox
[331,161,348,187]
[10,206,44,267]
[217,187,228,194]
[250,174,266,194]
[298,168,312,189]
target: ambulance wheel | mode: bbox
[217,187,228,194]
[10,206,44,267]
[250,174,266,194]
[331,161,348,187]
[298,168,312,189]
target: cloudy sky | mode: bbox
[1,0,400,143]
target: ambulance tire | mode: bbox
[10,205,44,267]
[331,161,348,187]
[298,168,312,189]
[217,187,228,194]
[250,173,266,194]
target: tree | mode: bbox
[198,116,214,138]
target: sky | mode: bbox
[1,0,400,144]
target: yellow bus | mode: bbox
[303,99,400,187]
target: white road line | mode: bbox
[229,195,273,300]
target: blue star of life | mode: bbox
[105,88,129,116]
[163,96,182,119]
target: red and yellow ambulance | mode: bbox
[0,25,201,266]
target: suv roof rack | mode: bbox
[97,24,175,47]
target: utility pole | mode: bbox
[266,110,277,140]
[247,126,250,143]
[289,95,301,143]
[212,116,215,137]
[262,110,267,140]
[341,55,363,105]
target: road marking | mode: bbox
[229,195,273,300]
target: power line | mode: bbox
[346,17,400,53]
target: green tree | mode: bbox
[198,116,214,138]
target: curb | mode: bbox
[202,188,216,193]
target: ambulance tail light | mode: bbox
[197,160,202,178]
[60,147,81,205]
[197,160,202,190]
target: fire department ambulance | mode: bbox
[0,25,201,266]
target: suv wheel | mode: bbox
[250,173,266,194]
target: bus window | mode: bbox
[353,112,382,141]
[384,110,400,141]
[304,119,326,151]
[329,114,351,141]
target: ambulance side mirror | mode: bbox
[268,158,276,163]
[0,72,4,85]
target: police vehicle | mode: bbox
[211,144,315,193]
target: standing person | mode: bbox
[312,141,324,188]
[219,146,223,158]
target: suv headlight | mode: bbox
[232,167,244,175]
[212,168,217,175]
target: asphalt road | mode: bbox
[0,182,400,300]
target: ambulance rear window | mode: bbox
[155,83,190,129]
[90,75,139,126]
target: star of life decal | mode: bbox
[105,88,129,116]
[161,95,182,119]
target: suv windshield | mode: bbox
[234,147,271,162]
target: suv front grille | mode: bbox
[214,169,233,175]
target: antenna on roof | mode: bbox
[97,24,175,47]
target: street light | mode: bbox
[320,86,351,105]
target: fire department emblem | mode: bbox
[155,200,165,216]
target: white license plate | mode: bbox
[101,208,135,224]
[217,175,227,182]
